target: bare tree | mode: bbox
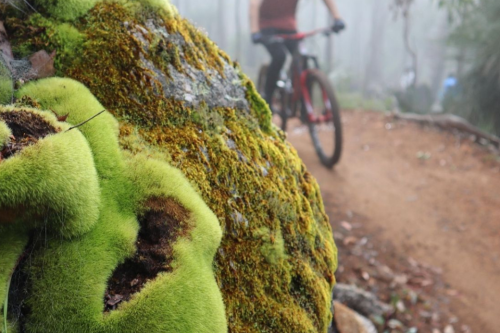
[217,0,226,50]
[364,0,388,95]
[393,0,418,86]
[235,0,242,61]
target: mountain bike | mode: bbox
[257,27,343,169]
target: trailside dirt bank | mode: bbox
[286,110,500,333]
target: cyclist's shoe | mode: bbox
[332,19,346,33]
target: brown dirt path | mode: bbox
[285,110,500,333]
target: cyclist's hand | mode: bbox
[252,32,265,44]
[332,19,346,33]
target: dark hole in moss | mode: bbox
[8,231,43,333]
[0,110,58,160]
[104,197,190,312]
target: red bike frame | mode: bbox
[277,28,334,124]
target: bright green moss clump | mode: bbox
[0,106,100,238]
[0,78,226,333]
[0,121,10,148]
[2,1,337,332]
[30,0,176,21]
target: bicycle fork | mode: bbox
[300,71,333,124]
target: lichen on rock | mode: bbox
[0,1,338,332]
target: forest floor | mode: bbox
[285,110,500,333]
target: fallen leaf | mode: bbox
[408,257,419,268]
[29,49,57,79]
[417,151,432,160]
[333,232,344,240]
[106,294,124,307]
[393,274,408,285]
[460,325,471,333]
[51,110,69,122]
[396,300,406,312]
[343,236,358,246]
[444,325,455,333]
[340,221,352,231]
[388,319,403,329]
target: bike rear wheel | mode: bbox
[257,64,288,131]
[302,69,343,168]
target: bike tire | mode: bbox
[302,69,343,168]
[257,64,288,131]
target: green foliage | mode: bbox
[394,85,433,114]
[448,0,500,135]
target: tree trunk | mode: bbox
[363,0,388,96]
[235,0,242,61]
[403,7,418,87]
[217,0,226,51]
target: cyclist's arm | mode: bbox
[322,0,342,19]
[249,0,263,33]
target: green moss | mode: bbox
[254,227,288,265]
[31,0,176,22]
[3,2,337,333]
[8,15,84,71]
[0,121,10,148]
[0,106,100,238]
[0,60,12,105]
[242,73,273,134]
[33,0,100,21]
[3,78,226,333]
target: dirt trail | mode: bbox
[286,110,500,332]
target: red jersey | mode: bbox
[259,0,299,31]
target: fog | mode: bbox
[171,0,454,102]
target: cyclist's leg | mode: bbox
[284,39,299,55]
[262,42,287,110]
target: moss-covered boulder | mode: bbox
[0,1,337,333]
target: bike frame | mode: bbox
[277,28,334,124]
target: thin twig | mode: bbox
[5,1,27,15]
[21,0,38,13]
[65,110,105,132]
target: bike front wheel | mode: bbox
[302,69,343,168]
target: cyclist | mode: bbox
[250,0,346,109]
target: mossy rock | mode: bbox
[0,1,337,333]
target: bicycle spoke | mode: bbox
[304,69,343,168]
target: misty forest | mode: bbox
[0,1,499,333]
